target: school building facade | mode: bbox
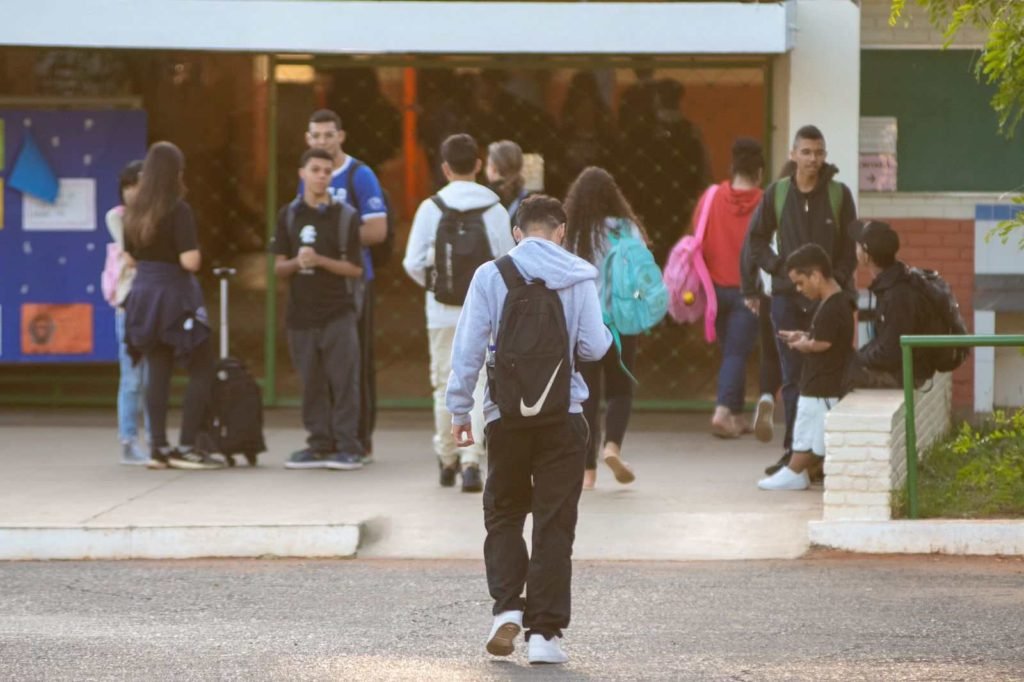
[0,0,1020,413]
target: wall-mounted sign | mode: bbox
[860,117,898,192]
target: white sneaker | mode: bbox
[485,610,522,657]
[758,466,810,491]
[528,635,568,665]
[754,393,775,443]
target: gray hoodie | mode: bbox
[445,237,613,426]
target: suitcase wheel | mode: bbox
[225,455,237,467]
[244,453,258,467]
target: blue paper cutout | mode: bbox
[8,133,59,203]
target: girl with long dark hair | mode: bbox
[564,166,649,489]
[123,141,222,470]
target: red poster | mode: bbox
[21,303,94,355]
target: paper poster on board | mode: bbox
[21,303,94,355]
[22,178,97,231]
[859,117,898,192]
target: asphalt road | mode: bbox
[1,555,1022,681]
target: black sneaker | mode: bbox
[764,450,792,476]
[461,464,483,493]
[147,449,171,470]
[439,459,458,487]
[167,449,226,470]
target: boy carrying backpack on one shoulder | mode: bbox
[402,133,515,492]
[446,194,612,665]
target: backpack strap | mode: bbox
[495,255,524,291]
[345,159,363,210]
[774,177,843,225]
[286,197,303,235]
[693,184,719,243]
[335,201,365,313]
[430,194,448,213]
[773,178,790,228]
[827,180,843,223]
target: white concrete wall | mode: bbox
[823,372,953,521]
[772,0,861,198]
[1,1,793,55]
[974,215,1024,411]
[974,310,997,413]
[994,313,1024,408]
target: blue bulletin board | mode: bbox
[0,109,147,363]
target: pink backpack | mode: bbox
[101,242,122,307]
[662,184,719,343]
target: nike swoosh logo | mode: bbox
[520,360,563,418]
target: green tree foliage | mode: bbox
[891,1,1024,246]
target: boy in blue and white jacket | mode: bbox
[446,195,611,666]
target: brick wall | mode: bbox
[860,0,987,47]
[858,217,975,409]
[823,372,953,521]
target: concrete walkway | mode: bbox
[0,409,822,560]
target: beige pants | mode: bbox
[429,326,486,466]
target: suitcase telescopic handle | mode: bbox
[212,268,237,360]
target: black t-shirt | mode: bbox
[800,291,855,397]
[272,200,362,329]
[125,200,199,264]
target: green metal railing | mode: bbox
[900,334,1024,518]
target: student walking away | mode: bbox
[845,220,967,390]
[101,160,149,465]
[564,166,660,489]
[758,245,854,491]
[274,149,366,471]
[486,140,530,226]
[558,72,617,193]
[445,195,612,665]
[748,125,857,477]
[618,77,710,264]
[122,142,223,471]
[738,161,796,444]
[739,204,782,444]
[304,109,390,463]
[695,138,765,438]
[403,133,515,492]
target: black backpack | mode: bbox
[428,195,496,306]
[908,268,970,373]
[346,159,395,269]
[286,198,365,313]
[489,256,572,429]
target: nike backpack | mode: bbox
[428,195,497,306]
[489,255,571,429]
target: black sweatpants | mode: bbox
[579,335,637,470]
[145,338,215,451]
[357,280,377,454]
[758,294,782,397]
[483,413,589,640]
[287,312,363,455]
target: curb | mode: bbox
[809,519,1024,556]
[0,524,362,560]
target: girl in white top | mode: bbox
[103,160,149,465]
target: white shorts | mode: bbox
[792,395,840,457]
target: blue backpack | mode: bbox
[601,221,668,380]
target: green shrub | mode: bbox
[894,409,1024,518]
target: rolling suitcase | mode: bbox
[198,267,267,466]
